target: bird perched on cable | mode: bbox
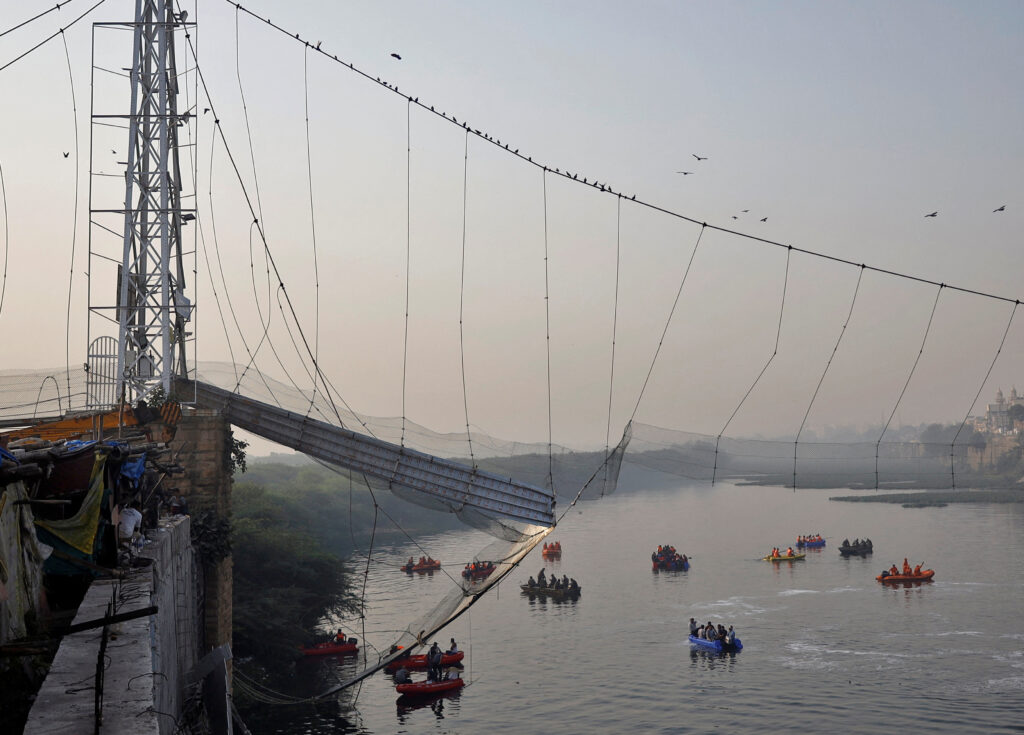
[925,211,938,217]
[693,154,707,161]
[391,52,402,60]
[993,205,1005,212]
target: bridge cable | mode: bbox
[0,0,79,40]
[233,7,279,395]
[602,197,622,496]
[458,130,476,467]
[874,285,944,490]
[400,98,412,448]
[225,0,1022,310]
[61,30,80,409]
[303,44,322,419]
[949,301,1019,490]
[713,247,792,486]
[627,223,706,425]
[0,0,104,74]
[220,15,332,420]
[542,170,554,494]
[198,125,243,387]
[183,31,375,443]
[792,264,865,490]
[0,160,8,320]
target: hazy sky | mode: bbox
[1,1,1022,450]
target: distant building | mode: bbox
[983,387,1023,433]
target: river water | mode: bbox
[245,467,1024,734]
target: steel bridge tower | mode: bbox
[87,0,195,408]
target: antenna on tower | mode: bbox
[86,0,196,408]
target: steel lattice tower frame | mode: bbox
[88,0,194,407]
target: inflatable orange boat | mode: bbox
[877,569,935,584]
[396,677,464,697]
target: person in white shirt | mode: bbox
[118,503,143,545]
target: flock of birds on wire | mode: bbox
[53,2,1013,229]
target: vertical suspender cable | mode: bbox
[792,265,864,490]
[400,98,412,447]
[713,246,791,485]
[458,130,476,466]
[627,223,706,424]
[303,44,322,416]
[875,285,943,489]
[61,31,79,408]
[0,160,7,320]
[542,170,554,493]
[602,197,622,495]
[949,301,1018,489]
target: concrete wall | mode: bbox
[25,516,199,735]
[168,411,233,655]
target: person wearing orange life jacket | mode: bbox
[786,546,794,557]
[913,563,922,576]
[902,558,912,575]
[889,563,899,576]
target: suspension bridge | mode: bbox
[1,0,1022,714]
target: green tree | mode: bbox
[231,484,361,664]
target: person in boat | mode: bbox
[705,621,717,641]
[569,578,580,592]
[889,563,899,576]
[527,575,537,588]
[786,546,794,557]
[903,558,912,575]
[726,626,736,645]
[394,666,412,684]
[689,618,699,636]
[717,624,727,641]
[427,641,443,681]
[913,563,922,576]
[841,538,850,547]
[695,624,704,638]
[448,638,458,654]
[680,554,688,566]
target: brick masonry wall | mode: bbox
[168,410,233,654]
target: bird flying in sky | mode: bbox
[391,52,402,60]
[993,205,1005,212]
[676,171,693,175]
[692,154,707,161]
[925,211,938,217]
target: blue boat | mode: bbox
[653,557,689,571]
[688,634,742,652]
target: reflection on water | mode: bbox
[241,476,1024,734]
[395,690,462,723]
[689,646,741,672]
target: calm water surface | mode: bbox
[247,469,1024,734]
